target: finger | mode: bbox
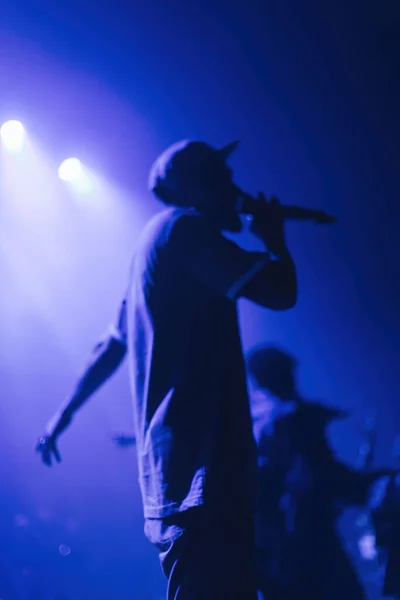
[52,444,62,463]
[42,450,52,467]
[36,441,53,466]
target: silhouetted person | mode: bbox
[36,140,297,599]
[370,439,400,599]
[248,345,372,600]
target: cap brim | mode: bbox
[218,141,240,161]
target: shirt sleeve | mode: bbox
[108,298,128,346]
[170,213,268,299]
[369,476,391,511]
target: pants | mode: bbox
[145,505,258,600]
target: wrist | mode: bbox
[253,223,286,253]
[263,240,290,259]
[46,408,72,437]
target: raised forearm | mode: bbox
[241,250,297,310]
[246,204,298,309]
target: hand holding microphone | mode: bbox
[247,193,287,253]
[235,188,336,254]
[236,187,336,226]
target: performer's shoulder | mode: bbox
[142,208,203,244]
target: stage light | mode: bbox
[0,120,26,152]
[58,157,83,181]
[58,158,93,193]
[358,533,377,560]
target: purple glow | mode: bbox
[58,543,72,556]
[0,120,26,152]
[13,513,30,527]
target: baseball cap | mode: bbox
[148,139,239,205]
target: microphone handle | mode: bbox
[236,188,336,224]
[282,205,336,224]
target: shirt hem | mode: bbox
[143,494,204,520]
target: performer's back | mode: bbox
[125,207,255,520]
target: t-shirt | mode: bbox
[252,400,369,593]
[113,208,267,519]
[252,400,370,549]
[370,475,400,596]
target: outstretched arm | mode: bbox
[53,333,126,430]
[37,300,128,466]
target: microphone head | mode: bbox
[315,212,336,224]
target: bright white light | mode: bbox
[0,120,26,152]
[58,158,93,194]
[358,533,378,560]
[58,158,83,181]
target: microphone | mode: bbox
[235,188,336,225]
[112,432,136,447]
[275,205,336,224]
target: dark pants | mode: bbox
[145,505,258,600]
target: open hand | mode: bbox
[36,434,62,466]
[36,410,72,466]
